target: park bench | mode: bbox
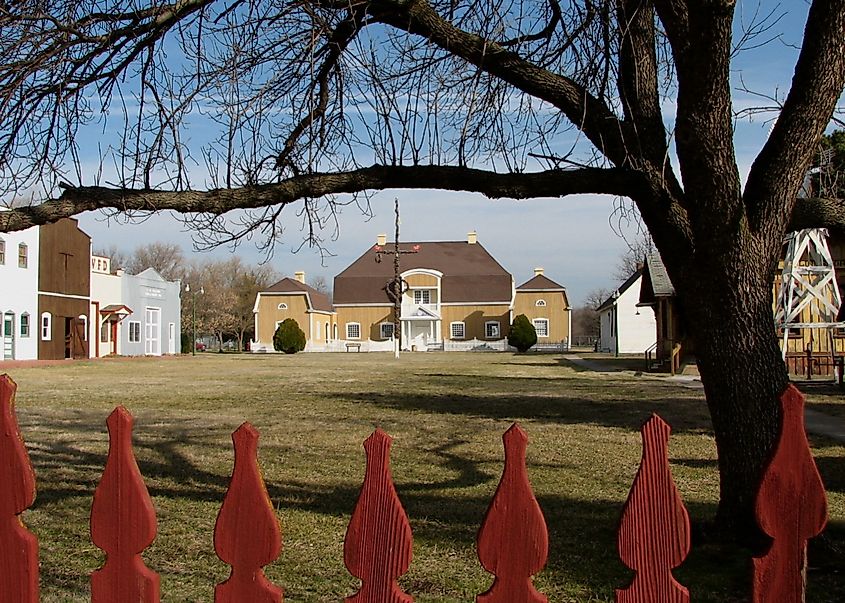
[0,375,828,602]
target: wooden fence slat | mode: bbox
[752,384,828,603]
[90,406,160,603]
[616,414,690,603]
[476,423,548,603]
[0,375,39,603]
[344,428,413,603]
[214,422,283,603]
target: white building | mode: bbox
[0,225,39,361]
[88,257,181,357]
[89,256,132,357]
[597,269,657,355]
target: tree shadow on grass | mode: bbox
[327,389,714,435]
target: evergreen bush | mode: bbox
[508,314,537,352]
[273,318,306,354]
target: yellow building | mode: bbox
[251,272,336,352]
[513,268,571,346]
[332,233,571,351]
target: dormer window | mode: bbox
[536,299,546,307]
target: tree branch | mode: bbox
[0,164,643,232]
[744,0,845,232]
[368,0,630,166]
[788,196,845,233]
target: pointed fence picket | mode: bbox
[0,374,830,602]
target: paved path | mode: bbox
[564,354,845,443]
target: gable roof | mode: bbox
[264,277,334,312]
[597,268,643,312]
[517,274,565,291]
[639,249,675,304]
[333,241,513,304]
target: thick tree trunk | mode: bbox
[679,243,788,543]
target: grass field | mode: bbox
[4,352,844,602]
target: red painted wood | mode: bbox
[214,422,283,602]
[344,428,413,603]
[90,406,160,602]
[752,384,828,602]
[616,415,690,603]
[476,423,548,603]
[0,375,39,603]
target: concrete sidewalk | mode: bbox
[563,354,845,443]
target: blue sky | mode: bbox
[77,0,842,305]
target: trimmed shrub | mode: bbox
[508,314,537,352]
[273,318,306,354]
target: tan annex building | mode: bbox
[251,272,336,352]
[513,269,571,347]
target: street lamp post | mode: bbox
[185,283,204,356]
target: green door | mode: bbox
[3,313,14,359]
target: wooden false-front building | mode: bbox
[38,219,91,360]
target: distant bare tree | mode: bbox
[308,275,332,300]
[92,244,130,272]
[571,287,610,341]
[127,242,185,280]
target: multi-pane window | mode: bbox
[346,323,361,339]
[100,321,110,343]
[413,290,431,305]
[20,313,29,337]
[0,238,5,264]
[485,321,500,339]
[450,322,465,339]
[380,322,394,340]
[18,243,27,268]
[533,318,549,338]
[128,321,141,343]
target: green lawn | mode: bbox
[5,352,844,602]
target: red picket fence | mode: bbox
[0,374,829,602]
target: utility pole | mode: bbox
[374,199,419,358]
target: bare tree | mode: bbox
[92,244,130,272]
[126,242,185,280]
[308,275,332,300]
[1,0,844,537]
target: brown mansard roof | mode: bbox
[264,277,334,312]
[333,241,513,304]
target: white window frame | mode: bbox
[485,321,500,339]
[128,321,141,343]
[20,313,30,337]
[277,303,288,310]
[533,318,549,338]
[78,315,88,341]
[536,299,547,307]
[450,321,465,339]
[100,320,110,344]
[41,312,51,341]
[380,322,395,340]
[346,322,361,340]
[414,290,431,305]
